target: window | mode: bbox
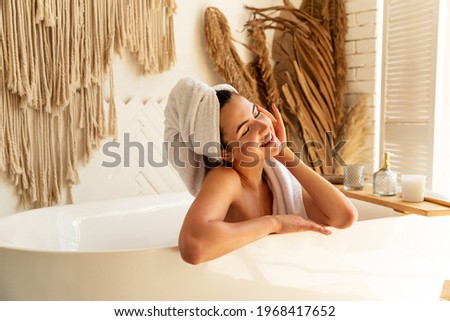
[433,0,450,198]
[379,0,449,198]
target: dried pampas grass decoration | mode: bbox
[301,0,348,127]
[245,5,337,174]
[203,2,372,174]
[339,95,372,169]
[246,22,281,108]
[300,0,371,170]
[204,7,259,103]
[245,20,297,146]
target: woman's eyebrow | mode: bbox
[236,105,256,134]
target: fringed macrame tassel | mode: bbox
[80,85,105,164]
[98,85,107,141]
[108,70,117,140]
[15,0,32,104]
[4,93,23,176]
[0,31,6,172]
[93,85,103,146]
[39,108,49,207]
[35,0,45,22]
[0,98,5,172]
[116,0,176,74]
[48,113,61,205]
[65,92,80,186]
[114,0,126,54]
[81,87,92,165]
[66,185,74,204]
[69,0,80,92]
[43,0,56,27]
[165,0,177,70]
[103,0,116,76]
[4,0,21,96]
[91,0,102,85]
[19,107,37,204]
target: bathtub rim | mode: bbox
[0,191,402,254]
[0,191,194,218]
[0,191,194,254]
[0,242,181,255]
[0,215,405,255]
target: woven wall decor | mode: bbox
[0,0,176,209]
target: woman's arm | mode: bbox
[276,148,358,228]
[178,167,331,265]
[179,167,274,264]
[258,104,358,228]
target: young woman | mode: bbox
[178,90,358,264]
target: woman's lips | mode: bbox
[260,133,274,147]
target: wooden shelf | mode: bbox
[335,184,450,216]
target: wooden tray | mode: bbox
[335,184,450,216]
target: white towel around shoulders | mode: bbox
[264,158,308,218]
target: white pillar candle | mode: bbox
[401,175,426,202]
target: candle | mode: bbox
[401,175,426,202]
[344,164,365,190]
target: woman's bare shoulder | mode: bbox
[196,167,242,201]
[190,167,241,219]
[203,166,241,186]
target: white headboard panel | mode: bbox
[71,97,187,203]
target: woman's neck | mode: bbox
[233,159,265,192]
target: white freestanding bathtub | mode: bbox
[0,192,449,300]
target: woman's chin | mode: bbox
[264,141,282,158]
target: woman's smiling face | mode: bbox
[219,94,281,166]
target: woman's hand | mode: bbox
[272,214,332,235]
[257,104,287,144]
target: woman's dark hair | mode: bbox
[215,90,235,149]
[216,90,234,109]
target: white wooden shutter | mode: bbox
[380,0,440,188]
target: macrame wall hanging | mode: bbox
[204,0,371,176]
[0,0,176,209]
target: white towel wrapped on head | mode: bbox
[164,77,308,218]
[164,77,237,195]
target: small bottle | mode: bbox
[373,152,397,196]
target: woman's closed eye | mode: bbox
[241,108,261,136]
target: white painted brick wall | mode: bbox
[356,66,376,80]
[346,24,377,40]
[347,80,376,93]
[347,68,356,81]
[345,0,379,96]
[345,41,356,54]
[345,0,377,14]
[347,13,357,27]
[344,0,381,174]
[356,39,376,53]
[356,11,377,25]
[346,53,376,68]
